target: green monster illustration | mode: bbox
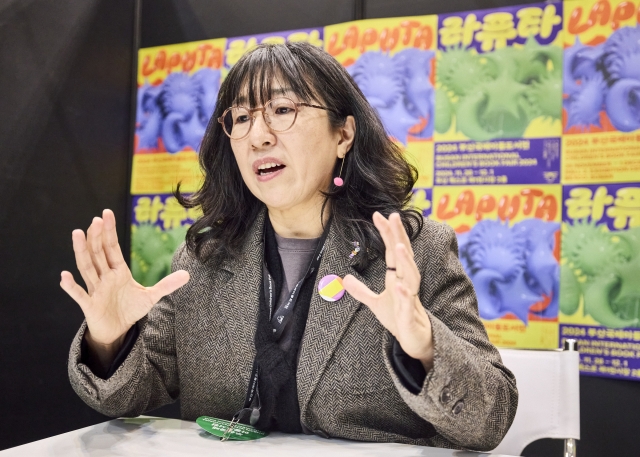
[436,38,562,140]
[131,224,188,287]
[561,221,640,328]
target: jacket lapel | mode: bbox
[297,223,382,418]
[211,210,265,370]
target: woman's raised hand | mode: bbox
[343,212,434,370]
[60,209,190,352]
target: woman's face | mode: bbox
[229,84,355,215]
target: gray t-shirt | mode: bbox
[265,233,320,351]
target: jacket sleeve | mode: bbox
[67,244,188,418]
[382,221,518,451]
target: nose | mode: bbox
[248,110,275,150]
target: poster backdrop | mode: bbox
[433,2,564,351]
[559,0,640,380]
[132,0,640,381]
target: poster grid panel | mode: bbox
[130,1,640,380]
[560,0,640,381]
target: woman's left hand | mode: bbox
[343,212,434,371]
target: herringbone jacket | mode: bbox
[68,212,518,451]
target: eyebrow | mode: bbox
[234,87,292,106]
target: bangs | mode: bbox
[222,44,319,108]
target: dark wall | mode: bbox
[1,0,639,455]
[140,0,356,48]
[0,0,137,450]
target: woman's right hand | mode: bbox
[60,209,190,359]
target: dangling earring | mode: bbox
[334,157,345,187]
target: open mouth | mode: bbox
[256,163,286,176]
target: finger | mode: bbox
[102,209,126,269]
[147,270,190,304]
[395,243,421,295]
[87,217,111,277]
[389,213,414,257]
[372,212,396,269]
[343,274,380,308]
[72,229,99,294]
[395,281,417,329]
[60,271,91,310]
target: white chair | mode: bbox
[492,340,580,456]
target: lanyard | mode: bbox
[232,220,331,426]
[265,228,329,339]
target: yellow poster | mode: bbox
[326,16,438,187]
[133,38,226,194]
[562,0,640,184]
[432,184,562,348]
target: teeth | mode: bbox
[257,162,281,171]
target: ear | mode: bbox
[337,115,356,159]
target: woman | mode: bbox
[61,42,517,451]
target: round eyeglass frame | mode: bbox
[217,96,338,140]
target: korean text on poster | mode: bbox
[224,28,323,70]
[434,138,560,185]
[130,194,201,287]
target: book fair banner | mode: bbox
[132,0,640,381]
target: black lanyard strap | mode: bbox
[234,218,331,424]
[264,221,330,340]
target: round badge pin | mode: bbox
[196,416,268,441]
[318,274,345,302]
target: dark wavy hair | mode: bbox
[177,41,423,270]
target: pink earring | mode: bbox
[334,157,345,187]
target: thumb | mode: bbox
[147,269,190,304]
[343,274,379,309]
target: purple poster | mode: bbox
[437,2,563,52]
[560,182,640,380]
[224,28,324,69]
[434,2,564,178]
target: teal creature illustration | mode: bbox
[436,39,562,140]
[131,224,188,287]
[561,221,640,328]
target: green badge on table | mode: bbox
[196,416,268,441]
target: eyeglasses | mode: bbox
[218,96,336,140]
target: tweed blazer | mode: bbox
[68,211,518,451]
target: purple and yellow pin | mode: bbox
[318,274,346,302]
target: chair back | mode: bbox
[492,347,580,456]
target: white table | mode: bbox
[0,417,517,456]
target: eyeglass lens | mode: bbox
[223,97,298,139]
